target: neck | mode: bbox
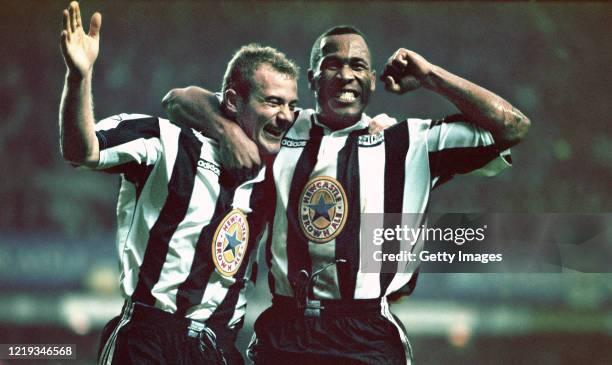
[316,112,360,131]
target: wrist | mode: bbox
[421,64,440,91]
[66,70,92,85]
[217,104,242,135]
[218,118,241,142]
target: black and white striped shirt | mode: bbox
[267,109,510,300]
[91,113,271,330]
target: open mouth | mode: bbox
[263,124,284,139]
[334,90,359,104]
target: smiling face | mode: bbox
[233,63,298,156]
[308,33,376,130]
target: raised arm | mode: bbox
[58,1,102,166]
[162,86,262,172]
[381,48,530,150]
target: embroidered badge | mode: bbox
[299,176,348,243]
[212,209,249,276]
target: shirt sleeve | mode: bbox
[92,113,163,173]
[427,114,511,188]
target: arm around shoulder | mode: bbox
[162,85,262,173]
[162,86,227,139]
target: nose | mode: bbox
[336,65,355,82]
[277,105,293,128]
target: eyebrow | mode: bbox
[264,95,299,104]
[322,55,370,65]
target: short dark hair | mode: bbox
[222,44,300,98]
[309,25,369,70]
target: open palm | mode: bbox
[60,2,102,77]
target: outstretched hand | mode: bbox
[380,48,434,95]
[60,1,102,78]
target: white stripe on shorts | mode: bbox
[99,300,135,365]
[380,297,413,365]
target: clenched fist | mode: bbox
[380,48,435,94]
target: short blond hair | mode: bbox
[222,44,300,98]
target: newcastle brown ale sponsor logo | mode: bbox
[299,176,348,243]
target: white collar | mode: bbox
[312,112,370,136]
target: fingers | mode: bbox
[63,1,102,42]
[89,12,102,38]
[236,150,262,175]
[368,123,381,135]
[220,153,260,183]
[69,2,78,33]
[380,66,398,85]
[220,146,261,170]
[75,1,82,28]
[390,49,408,66]
[233,150,261,181]
[391,55,408,69]
[380,57,404,84]
[380,48,427,94]
[218,124,262,181]
[60,30,68,56]
[383,75,401,94]
[62,9,70,40]
[381,52,408,80]
[368,113,395,134]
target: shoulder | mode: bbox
[96,113,158,131]
[406,117,433,136]
[284,108,316,139]
[193,129,219,153]
[374,114,431,138]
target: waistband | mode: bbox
[121,300,230,365]
[272,295,383,316]
[125,300,214,339]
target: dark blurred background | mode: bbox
[0,1,610,364]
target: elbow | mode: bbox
[162,88,183,113]
[60,148,84,166]
[517,114,531,140]
[60,139,77,164]
[162,86,204,109]
[496,113,531,150]
[60,144,98,167]
[162,86,207,122]
[510,114,531,145]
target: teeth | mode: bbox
[338,91,356,102]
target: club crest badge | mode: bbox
[299,176,348,243]
[212,209,249,277]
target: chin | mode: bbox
[326,105,364,121]
[332,110,362,123]
[259,142,281,156]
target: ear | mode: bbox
[370,70,376,92]
[307,69,316,91]
[223,89,240,117]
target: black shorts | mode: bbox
[97,301,243,365]
[249,296,412,365]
